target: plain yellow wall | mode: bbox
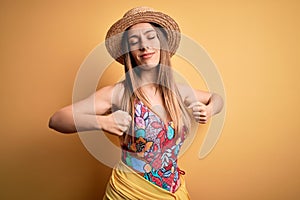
[1,0,299,199]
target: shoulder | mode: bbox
[176,82,212,105]
[176,83,192,93]
[95,81,125,95]
[112,81,126,104]
[176,83,211,105]
[93,81,125,110]
[176,83,195,103]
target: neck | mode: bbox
[142,83,159,96]
[137,66,159,86]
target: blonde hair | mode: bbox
[119,24,190,141]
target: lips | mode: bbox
[139,52,155,59]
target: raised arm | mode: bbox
[178,84,224,124]
[48,83,131,135]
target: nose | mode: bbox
[139,36,149,51]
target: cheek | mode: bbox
[155,50,160,62]
[153,40,160,50]
[130,50,139,61]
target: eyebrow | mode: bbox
[128,29,156,39]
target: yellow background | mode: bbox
[1,0,299,199]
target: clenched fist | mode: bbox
[98,110,132,136]
[188,101,212,124]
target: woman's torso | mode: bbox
[120,99,186,193]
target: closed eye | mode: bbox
[128,31,157,46]
[147,35,156,40]
[130,41,138,46]
[129,38,139,46]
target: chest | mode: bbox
[130,100,184,152]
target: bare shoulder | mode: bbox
[176,83,194,101]
[176,82,212,105]
[93,82,125,113]
[111,81,125,106]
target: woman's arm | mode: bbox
[48,83,131,135]
[187,91,223,124]
[206,92,224,116]
[178,84,224,124]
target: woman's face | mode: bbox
[127,23,160,69]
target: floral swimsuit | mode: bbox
[121,100,186,193]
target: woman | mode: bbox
[49,6,223,200]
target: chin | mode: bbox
[139,62,159,70]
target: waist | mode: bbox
[122,149,179,172]
[121,150,183,193]
[105,160,190,199]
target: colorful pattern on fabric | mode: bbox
[121,100,186,193]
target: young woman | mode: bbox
[49,7,223,200]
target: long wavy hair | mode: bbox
[119,23,191,142]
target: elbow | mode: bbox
[48,111,75,134]
[210,93,224,115]
[48,112,61,132]
[216,93,224,114]
[48,114,58,131]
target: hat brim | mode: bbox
[105,11,181,65]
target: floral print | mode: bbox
[130,137,153,157]
[121,100,186,193]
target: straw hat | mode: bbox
[105,6,181,65]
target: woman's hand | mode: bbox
[178,84,223,124]
[98,110,132,136]
[188,101,212,124]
